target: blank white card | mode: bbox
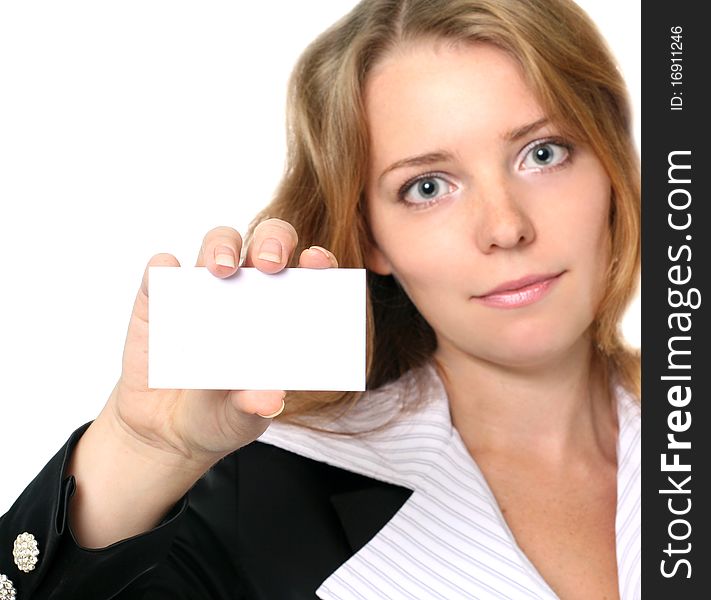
[148,267,366,391]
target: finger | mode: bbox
[139,253,181,300]
[243,218,299,273]
[132,253,180,324]
[196,226,244,278]
[227,390,287,420]
[298,245,339,269]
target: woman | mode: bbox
[0,0,639,598]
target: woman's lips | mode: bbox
[472,272,564,308]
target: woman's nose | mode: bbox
[472,181,535,253]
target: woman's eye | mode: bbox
[520,141,570,171]
[400,175,454,205]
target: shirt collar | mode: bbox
[258,362,640,599]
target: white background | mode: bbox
[0,1,640,514]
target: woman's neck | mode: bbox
[433,336,618,465]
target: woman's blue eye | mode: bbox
[520,141,570,170]
[401,176,452,204]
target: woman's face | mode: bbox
[364,41,612,369]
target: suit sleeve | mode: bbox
[0,423,249,600]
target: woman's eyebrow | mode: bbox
[503,117,550,142]
[378,118,550,183]
[379,150,454,183]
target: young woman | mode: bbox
[0,0,639,598]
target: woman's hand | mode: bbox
[67,219,338,548]
[110,219,339,469]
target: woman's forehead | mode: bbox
[363,42,547,165]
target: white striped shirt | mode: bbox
[258,362,641,599]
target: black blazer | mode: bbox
[0,423,413,599]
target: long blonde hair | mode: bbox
[247,0,640,426]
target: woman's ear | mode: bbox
[365,243,393,275]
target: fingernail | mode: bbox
[214,245,235,268]
[309,245,332,260]
[257,397,286,419]
[258,238,283,263]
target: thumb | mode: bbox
[227,389,287,421]
[133,253,181,324]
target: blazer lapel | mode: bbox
[317,482,560,600]
[329,485,413,555]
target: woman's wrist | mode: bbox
[66,412,212,549]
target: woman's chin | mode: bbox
[481,330,592,372]
[434,312,594,372]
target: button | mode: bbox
[13,531,39,573]
[0,573,16,599]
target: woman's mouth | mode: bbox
[471,272,564,309]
